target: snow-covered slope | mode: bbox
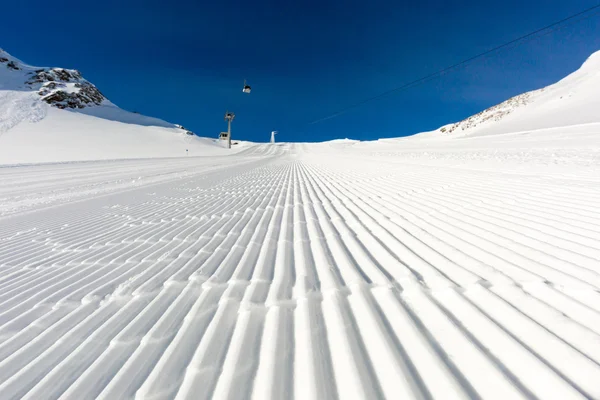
[0,49,105,114]
[1,137,599,399]
[0,49,230,164]
[1,50,600,400]
[423,50,600,138]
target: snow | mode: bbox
[0,107,246,164]
[0,49,238,164]
[1,134,599,399]
[421,50,600,139]
[1,50,600,399]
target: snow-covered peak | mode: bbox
[1,48,105,110]
[0,48,218,164]
[0,48,194,132]
[579,49,600,70]
[426,49,600,138]
[0,48,27,67]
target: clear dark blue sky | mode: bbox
[3,0,600,142]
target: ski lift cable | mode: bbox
[306,3,600,126]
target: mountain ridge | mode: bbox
[0,49,106,111]
[0,48,238,165]
[425,50,600,138]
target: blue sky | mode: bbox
[3,0,600,142]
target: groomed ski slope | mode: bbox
[1,131,600,400]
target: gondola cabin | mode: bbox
[242,80,251,94]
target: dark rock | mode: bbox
[7,61,20,70]
[26,68,83,84]
[25,66,105,109]
[40,81,104,109]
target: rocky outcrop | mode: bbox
[175,124,195,136]
[0,51,21,70]
[443,89,543,134]
[27,68,83,84]
[6,61,20,70]
[25,68,105,109]
[1,49,106,110]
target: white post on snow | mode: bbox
[270,130,278,144]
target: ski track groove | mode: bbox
[0,144,599,399]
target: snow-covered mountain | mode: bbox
[0,49,105,111]
[0,49,233,164]
[423,50,600,138]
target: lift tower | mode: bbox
[220,111,235,149]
